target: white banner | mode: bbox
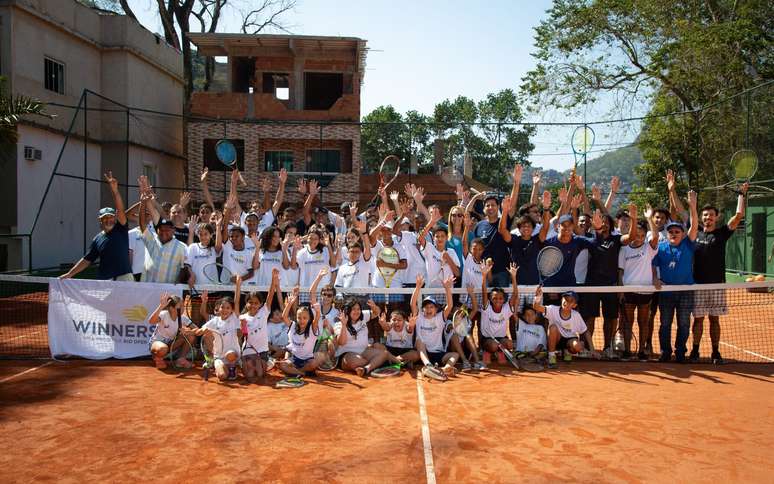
[48,279,182,359]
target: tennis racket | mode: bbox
[371,362,403,378]
[537,246,563,285]
[313,333,336,371]
[379,155,401,190]
[240,321,264,372]
[202,262,235,285]
[516,354,545,372]
[200,330,221,381]
[422,365,448,382]
[377,246,400,309]
[452,307,471,340]
[275,376,306,388]
[498,344,519,369]
[730,149,758,181]
[216,139,237,168]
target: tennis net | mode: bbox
[0,274,772,363]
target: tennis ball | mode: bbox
[486,258,493,265]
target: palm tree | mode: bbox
[0,76,52,149]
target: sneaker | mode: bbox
[474,361,486,370]
[621,350,633,360]
[461,360,472,371]
[711,351,724,365]
[496,351,507,365]
[689,348,700,363]
[548,354,558,369]
[227,366,237,380]
[563,352,573,362]
[637,351,648,362]
[658,353,672,363]
[675,354,686,364]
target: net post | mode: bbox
[83,93,88,253]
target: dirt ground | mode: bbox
[1,360,773,483]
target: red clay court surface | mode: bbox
[1,359,773,483]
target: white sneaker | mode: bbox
[474,361,486,370]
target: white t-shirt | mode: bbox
[281,247,299,287]
[334,311,372,357]
[319,306,340,336]
[151,310,191,340]
[287,321,319,360]
[296,246,332,288]
[268,321,289,348]
[545,305,587,339]
[480,304,513,339]
[461,253,484,306]
[385,324,414,349]
[186,243,218,284]
[240,210,275,238]
[203,313,241,359]
[335,257,372,289]
[256,249,284,286]
[515,320,547,352]
[422,244,460,288]
[618,242,658,287]
[221,241,255,284]
[372,239,407,288]
[240,305,270,354]
[128,227,147,275]
[416,313,446,353]
[398,231,427,282]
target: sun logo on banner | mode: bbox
[122,305,149,322]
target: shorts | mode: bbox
[427,351,447,366]
[292,356,313,369]
[579,291,620,320]
[556,336,580,351]
[692,289,728,317]
[386,345,413,356]
[482,336,510,346]
[624,293,652,306]
[148,335,173,352]
[242,351,269,362]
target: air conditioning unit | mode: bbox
[23,146,42,161]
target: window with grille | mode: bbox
[264,151,294,172]
[306,150,341,173]
[44,57,65,94]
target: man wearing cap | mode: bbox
[60,172,133,281]
[472,164,524,287]
[137,176,188,284]
[652,190,699,363]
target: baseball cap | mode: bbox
[340,202,351,212]
[98,207,116,218]
[558,214,574,224]
[421,296,438,307]
[157,218,174,228]
[244,212,260,221]
[561,291,579,301]
[383,221,394,230]
[665,221,685,232]
[401,217,411,225]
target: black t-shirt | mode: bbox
[473,217,511,274]
[295,219,309,236]
[173,225,189,244]
[509,235,543,285]
[84,221,131,279]
[694,224,733,283]
[586,233,623,286]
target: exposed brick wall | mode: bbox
[260,138,353,173]
[190,93,359,121]
[187,122,362,209]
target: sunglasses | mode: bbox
[321,293,335,297]
[451,213,463,218]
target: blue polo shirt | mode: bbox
[653,237,696,285]
[542,235,595,287]
[473,217,512,274]
[84,221,131,279]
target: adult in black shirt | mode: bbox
[579,209,634,354]
[60,172,132,281]
[690,185,747,364]
[499,193,552,286]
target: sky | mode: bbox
[132,0,645,171]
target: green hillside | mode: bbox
[573,144,644,187]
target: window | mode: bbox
[265,151,293,172]
[304,73,343,110]
[262,73,290,100]
[44,57,65,94]
[142,164,157,189]
[306,150,341,173]
[203,139,245,172]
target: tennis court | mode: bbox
[1,359,773,483]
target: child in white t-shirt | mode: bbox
[148,292,196,369]
[532,286,596,369]
[409,274,458,377]
[418,212,461,306]
[514,305,547,356]
[193,276,243,381]
[479,262,519,363]
[239,268,279,383]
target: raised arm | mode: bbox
[272,168,288,215]
[621,204,636,245]
[727,182,748,231]
[645,205,659,250]
[417,209,442,249]
[199,291,210,321]
[412,186,431,221]
[200,168,215,210]
[104,171,127,225]
[687,190,698,241]
[666,170,689,222]
[187,215,199,246]
[233,275,242,313]
[214,213,224,254]
[605,176,619,214]
[442,275,454,319]
[508,164,523,218]
[462,212,473,257]
[538,191,552,242]
[148,292,171,325]
[530,170,542,205]
[498,196,514,243]
[309,266,330,305]
[507,263,519,311]
[281,290,297,326]
[467,285,479,320]
[532,286,545,314]
[410,274,424,316]
[481,258,493,310]
[266,268,279,313]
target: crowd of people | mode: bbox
[59,161,748,378]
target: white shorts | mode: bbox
[692,289,728,318]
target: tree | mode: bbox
[0,77,52,149]
[523,0,773,205]
[360,106,433,173]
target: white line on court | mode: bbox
[415,372,437,484]
[2,331,39,343]
[719,341,774,362]
[0,361,54,384]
